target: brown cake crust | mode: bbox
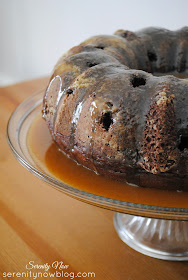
[43,27,188,191]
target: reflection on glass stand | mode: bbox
[114,213,188,260]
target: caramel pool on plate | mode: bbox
[27,113,188,209]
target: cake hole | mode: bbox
[146,136,151,142]
[120,31,136,40]
[131,76,146,87]
[106,102,113,108]
[66,89,73,96]
[122,32,128,38]
[100,112,113,131]
[96,45,105,50]
[178,135,188,151]
[86,62,98,67]
[147,51,157,62]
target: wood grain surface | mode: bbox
[0,78,188,280]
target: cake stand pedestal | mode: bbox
[114,213,188,260]
[7,90,188,262]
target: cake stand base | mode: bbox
[114,213,188,261]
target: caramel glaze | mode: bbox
[43,27,188,191]
[27,114,188,209]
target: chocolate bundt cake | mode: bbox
[43,27,188,191]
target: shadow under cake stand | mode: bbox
[7,90,188,261]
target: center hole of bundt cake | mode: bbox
[178,135,188,151]
[100,112,113,131]
[131,76,146,87]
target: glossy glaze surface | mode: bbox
[42,27,188,190]
[28,114,188,208]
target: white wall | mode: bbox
[0,0,188,86]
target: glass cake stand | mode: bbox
[7,90,188,261]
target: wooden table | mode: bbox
[0,78,188,280]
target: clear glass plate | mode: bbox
[7,90,188,221]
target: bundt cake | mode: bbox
[42,27,188,191]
